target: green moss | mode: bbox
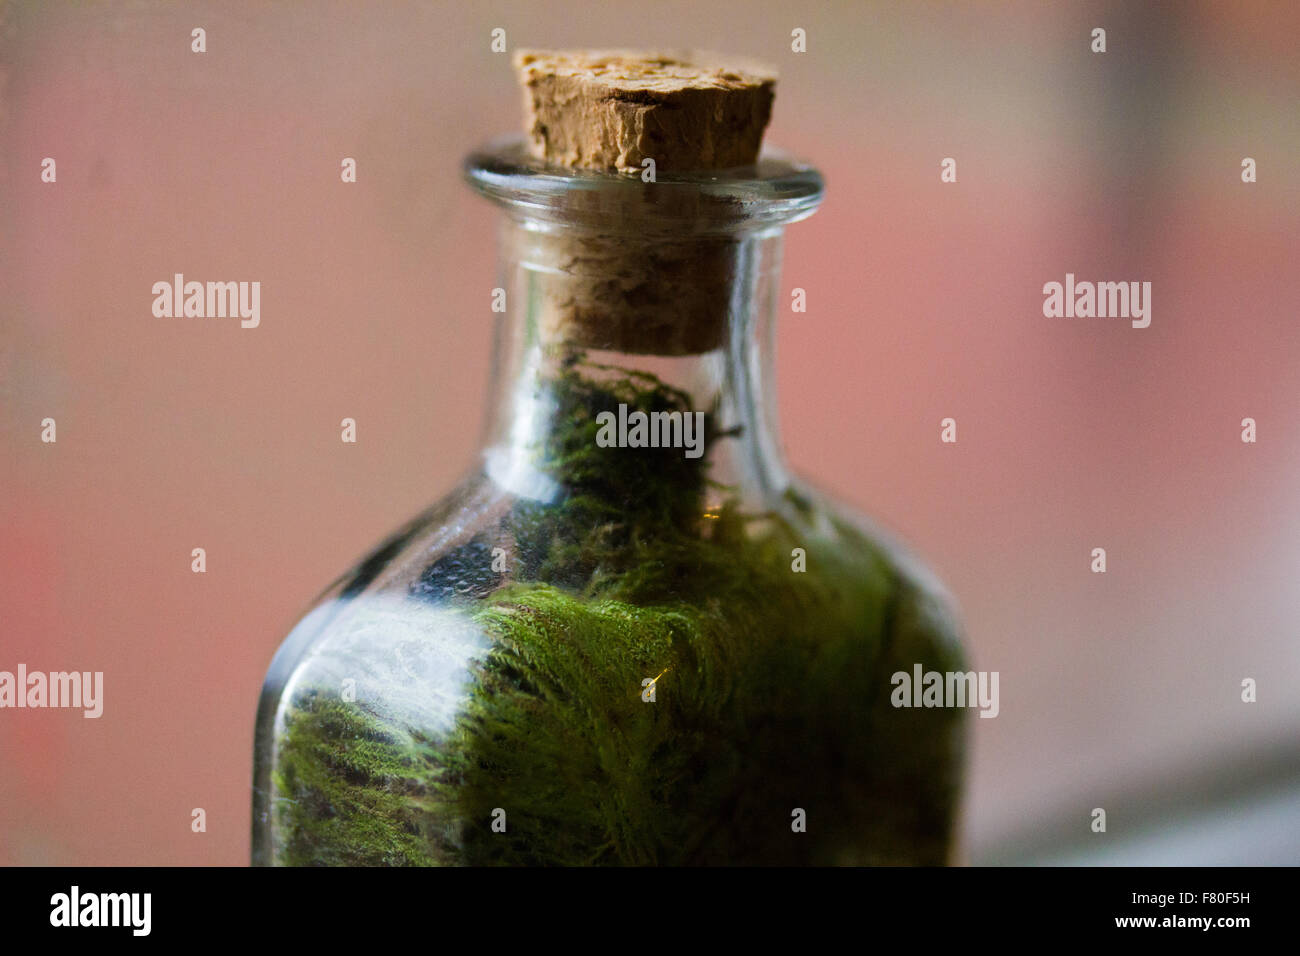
[268,356,964,865]
[271,691,442,867]
[504,356,732,595]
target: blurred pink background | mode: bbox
[2,1,1298,865]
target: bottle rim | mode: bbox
[463,135,824,234]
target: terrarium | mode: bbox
[252,49,966,866]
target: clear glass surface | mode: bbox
[251,138,967,865]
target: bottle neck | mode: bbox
[481,219,791,515]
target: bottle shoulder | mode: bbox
[261,472,968,700]
[255,472,968,865]
[782,479,967,664]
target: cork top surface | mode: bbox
[514,49,777,93]
[513,48,778,173]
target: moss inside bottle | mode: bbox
[251,52,967,866]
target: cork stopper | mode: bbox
[514,49,777,174]
[509,50,779,356]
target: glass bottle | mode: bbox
[251,138,967,866]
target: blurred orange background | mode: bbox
[2,0,1298,865]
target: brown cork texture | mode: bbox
[511,49,778,356]
[515,49,776,174]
